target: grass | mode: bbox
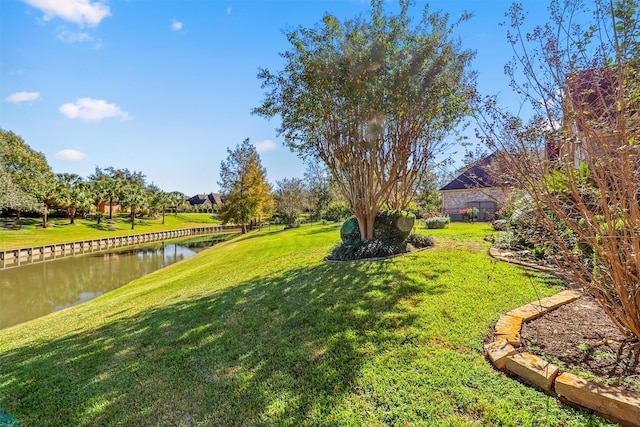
[0,213,220,250]
[0,222,614,426]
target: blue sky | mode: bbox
[0,0,548,196]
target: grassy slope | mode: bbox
[0,223,612,426]
[0,214,220,250]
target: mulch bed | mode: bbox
[521,294,640,392]
[497,249,640,393]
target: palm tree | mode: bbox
[119,183,147,230]
[170,191,186,215]
[104,177,120,220]
[158,191,172,224]
[56,173,86,225]
[145,184,162,219]
[88,178,111,225]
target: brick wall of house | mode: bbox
[442,187,510,221]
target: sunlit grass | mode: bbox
[0,213,220,250]
[0,222,612,426]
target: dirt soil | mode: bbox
[520,292,640,392]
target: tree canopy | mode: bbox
[254,0,475,239]
[275,177,310,226]
[218,139,273,233]
[0,128,54,220]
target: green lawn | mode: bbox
[0,213,220,250]
[0,222,613,426]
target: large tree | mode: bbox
[476,0,640,339]
[218,139,273,234]
[304,159,335,221]
[275,177,310,226]
[0,164,39,214]
[254,0,475,240]
[0,129,53,223]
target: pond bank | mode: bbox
[0,225,239,268]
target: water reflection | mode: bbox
[0,235,224,329]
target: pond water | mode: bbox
[0,235,225,330]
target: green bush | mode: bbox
[340,210,415,244]
[375,209,415,243]
[326,239,408,261]
[323,202,352,222]
[424,216,449,229]
[340,217,362,243]
[406,233,434,249]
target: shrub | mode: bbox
[424,216,449,229]
[459,207,479,222]
[406,233,434,249]
[326,239,408,261]
[491,219,508,231]
[323,201,351,222]
[374,209,415,243]
[340,210,415,244]
[490,231,518,249]
[340,217,362,243]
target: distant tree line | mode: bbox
[0,128,186,229]
[1,127,447,234]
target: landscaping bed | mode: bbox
[491,247,640,393]
[521,293,640,393]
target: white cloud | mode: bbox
[23,0,111,26]
[227,7,232,15]
[254,139,277,153]
[55,149,88,161]
[59,97,130,121]
[4,91,41,103]
[56,27,103,48]
[4,92,40,104]
[56,27,92,43]
[171,19,183,31]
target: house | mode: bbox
[97,199,122,214]
[439,152,510,221]
[185,193,224,211]
[551,65,639,165]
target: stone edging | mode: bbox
[486,247,640,427]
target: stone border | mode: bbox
[486,248,640,427]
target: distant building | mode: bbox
[98,199,122,214]
[185,193,224,211]
[439,152,510,221]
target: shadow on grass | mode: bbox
[85,222,118,232]
[0,260,447,426]
[0,217,40,230]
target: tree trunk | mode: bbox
[42,205,48,229]
[109,197,114,219]
[69,208,76,225]
[355,210,376,240]
[241,223,247,234]
[130,210,135,230]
